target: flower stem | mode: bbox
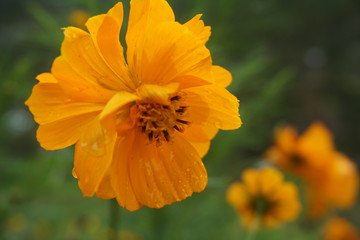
[244,215,260,240]
[109,199,120,240]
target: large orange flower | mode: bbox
[25,0,241,211]
[265,122,359,218]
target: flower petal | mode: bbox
[180,124,218,157]
[111,133,142,211]
[112,131,207,211]
[96,174,116,199]
[26,81,104,150]
[136,83,179,104]
[86,3,134,89]
[185,84,242,130]
[128,0,174,30]
[296,122,335,167]
[99,91,139,120]
[37,111,99,150]
[258,168,284,196]
[242,169,260,196]
[270,183,301,220]
[36,73,57,83]
[74,118,117,197]
[274,125,298,154]
[25,83,104,125]
[212,65,232,88]
[328,153,358,208]
[61,27,132,92]
[187,141,210,158]
[126,0,174,80]
[184,14,211,43]
[127,12,212,87]
[52,57,116,103]
[181,124,218,142]
[226,182,248,207]
[170,75,211,90]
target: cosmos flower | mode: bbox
[323,217,360,240]
[25,0,241,211]
[265,122,359,218]
[226,167,300,229]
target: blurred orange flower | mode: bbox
[226,167,301,229]
[265,122,359,218]
[323,217,360,240]
[25,0,241,211]
[68,9,90,29]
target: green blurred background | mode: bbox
[0,0,359,239]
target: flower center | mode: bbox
[251,195,273,215]
[136,95,189,144]
[291,154,303,166]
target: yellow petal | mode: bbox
[128,0,174,32]
[270,183,301,220]
[61,27,132,92]
[274,125,298,154]
[212,65,232,88]
[185,84,242,130]
[184,14,211,43]
[36,73,57,83]
[99,91,139,120]
[226,182,248,207]
[181,124,218,142]
[36,111,99,150]
[126,0,174,79]
[328,153,358,208]
[296,122,335,166]
[86,3,134,89]
[170,75,211,90]
[258,167,284,196]
[127,20,212,87]
[25,83,104,125]
[96,174,116,199]
[187,141,211,158]
[111,133,142,211]
[74,118,117,197]
[112,131,207,211]
[52,56,116,103]
[136,83,179,104]
[242,169,260,196]
[180,124,218,157]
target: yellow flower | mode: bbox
[323,217,360,240]
[226,167,301,229]
[25,0,241,211]
[265,122,359,219]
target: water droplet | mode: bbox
[72,168,78,179]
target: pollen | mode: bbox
[136,95,189,144]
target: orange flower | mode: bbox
[25,0,241,211]
[307,152,359,218]
[265,122,335,178]
[226,167,301,229]
[323,217,360,240]
[265,122,359,218]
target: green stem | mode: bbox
[109,199,120,240]
[244,215,260,240]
